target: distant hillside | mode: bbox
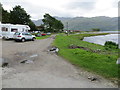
[33,16,118,31]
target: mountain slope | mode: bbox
[33,16,118,31]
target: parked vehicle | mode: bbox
[46,32,51,35]
[41,33,46,36]
[36,33,41,37]
[13,32,36,42]
[0,23,30,39]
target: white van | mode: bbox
[0,23,30,39]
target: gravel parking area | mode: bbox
[1,35,117,88]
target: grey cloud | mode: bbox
[65,1,96,11]
[113,0,119,8]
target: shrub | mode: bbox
[104,41,118,50]
[92,28,100,32]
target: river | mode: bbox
[83,34,119,46]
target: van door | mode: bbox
[10,28,18,38]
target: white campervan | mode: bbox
[0,23,30,39]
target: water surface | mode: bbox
[83,34,119,46]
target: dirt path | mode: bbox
[1,35,117,88]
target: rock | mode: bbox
[2,62,9,67]
[55,48,59,52]
[25,60,34,64]
[49,47,59,53]
[49,47,57,51]
[30,54,38,58]
[20,60,27,63]
[97,49,101,51]
[88,76,97,81]
[0,58,9,67]
[116,58,120,64]
[20,60,33,64]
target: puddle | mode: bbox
[15,52,28,57]
[29,54,38,58]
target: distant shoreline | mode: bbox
[83,31,120,34]
[101,31,120,34]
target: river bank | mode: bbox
[53,33,119,81]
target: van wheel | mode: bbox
[32,38,35,41]
[21,38,25,42]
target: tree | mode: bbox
[28,21,37,31]
[10,5,37,31]
[0,3,2,22]
[0,3,10,23]
[42,13,64,32]
[36,24,45,31]
[0,5,37,30]
[10,5,30,24]
[2,9,10,23]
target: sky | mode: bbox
[1,0,119,20]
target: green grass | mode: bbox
[53,33,119,79]
[36,35,51,39]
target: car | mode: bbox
[36,33,42,37]
[46,32,51,35]
[41,33,46,36]
[13,32,36,42]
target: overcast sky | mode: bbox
[1,0,119,20]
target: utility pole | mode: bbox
[66,22,69,36]
[67,22,68,31]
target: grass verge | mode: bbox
[36,35,51,40]
[53,33,119,80]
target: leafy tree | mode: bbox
[42,13,64,32]
[10,5,30,24]
[28,21,37,31]
[104,41,118,50]
[1,5,37,31]
[0,3,2,22]
[36,24,45,31]
[0,3,10,23]
[2,9,10,23]
[10,5,37,31]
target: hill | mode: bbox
[33,16,118,31]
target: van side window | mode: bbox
[11,28,18,32]
[2,27,8,32]
[22,28,24,32]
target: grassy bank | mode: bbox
[53,33,119,79]
[36,35,51,40]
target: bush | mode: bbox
[92,28,100,32]
[104,41,118,50]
